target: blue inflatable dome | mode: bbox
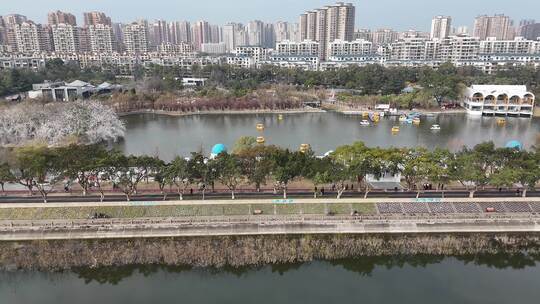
[505,140,523,150]
[211,144,227,155]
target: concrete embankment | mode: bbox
[1,216,540,241]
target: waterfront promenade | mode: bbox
[1,197,540,241]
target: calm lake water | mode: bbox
[116,112,540,161]
[2,255,540,304]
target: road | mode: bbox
[0,189,537,204]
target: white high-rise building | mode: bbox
[123,22,148,54]
[88,24,115,53]
[223,23,246,52]
[298,2,355,59]
[390,36,428,61]
[13,21,48,53]
[425,35,480,62]
[473,15,514,40]
[51,23,79,52]
[430,16,452,39]
[247,20,264,46]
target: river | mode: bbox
[116,112,540,160]
[2,255,540,303]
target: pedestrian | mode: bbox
[321,187,325,196]
[190,188,193,195]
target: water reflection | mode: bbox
[3,254,540,304]
[63,252,540,285]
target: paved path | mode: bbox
[0,216,540,241]
[1,190,538,204]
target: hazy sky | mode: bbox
[0,0,536,31]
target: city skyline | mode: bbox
[0,0,537,31]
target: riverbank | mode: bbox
[323,103,467,116]
[117,107,326,117]
[1,233,540,271]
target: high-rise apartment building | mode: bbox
[13,21,49,53]
[150,20,170,47]
[430,16,452,39]
[247,20,264,46]
[48,11,77,26]
[473,14,513,40]
[88,24,115,53]
[223,23,247,52]
[2,14,27,26]
[424,35,480,62]
[170,21,191,44]
[372,29,399,46]
[84,12,112,26]
[298,2,355,59]
[51,23,79,52]
[390,36,427,61]
[192,20,211,51]
[519,23,540,40]
[123,22,148,54]
[209,24,222,43]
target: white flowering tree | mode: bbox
[0,101,125,147]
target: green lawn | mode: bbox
[0,202,377,220]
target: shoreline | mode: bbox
[1,233,540,271]
[117,107,326,117]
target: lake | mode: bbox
[116,112,540,161]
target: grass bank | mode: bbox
[0,202,376,220]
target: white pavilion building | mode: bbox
[463,85,535,117]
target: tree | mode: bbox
[166,156,191,200]
[0,163,13,195]
[56,145,109,196]
[214,153,244,199]
[232,136,257,154]
[424,149,452,190]
[9,146,63,203]
[312,157,352,199]
[151,158,168,200]
[490,167,520,189]
[448,149,488,197]
[188,153,214,200]
[400,148,430,192]
[108,154,158,201]
[509,150,540,197]
[269,149,309,199]
[236,145,276,192]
